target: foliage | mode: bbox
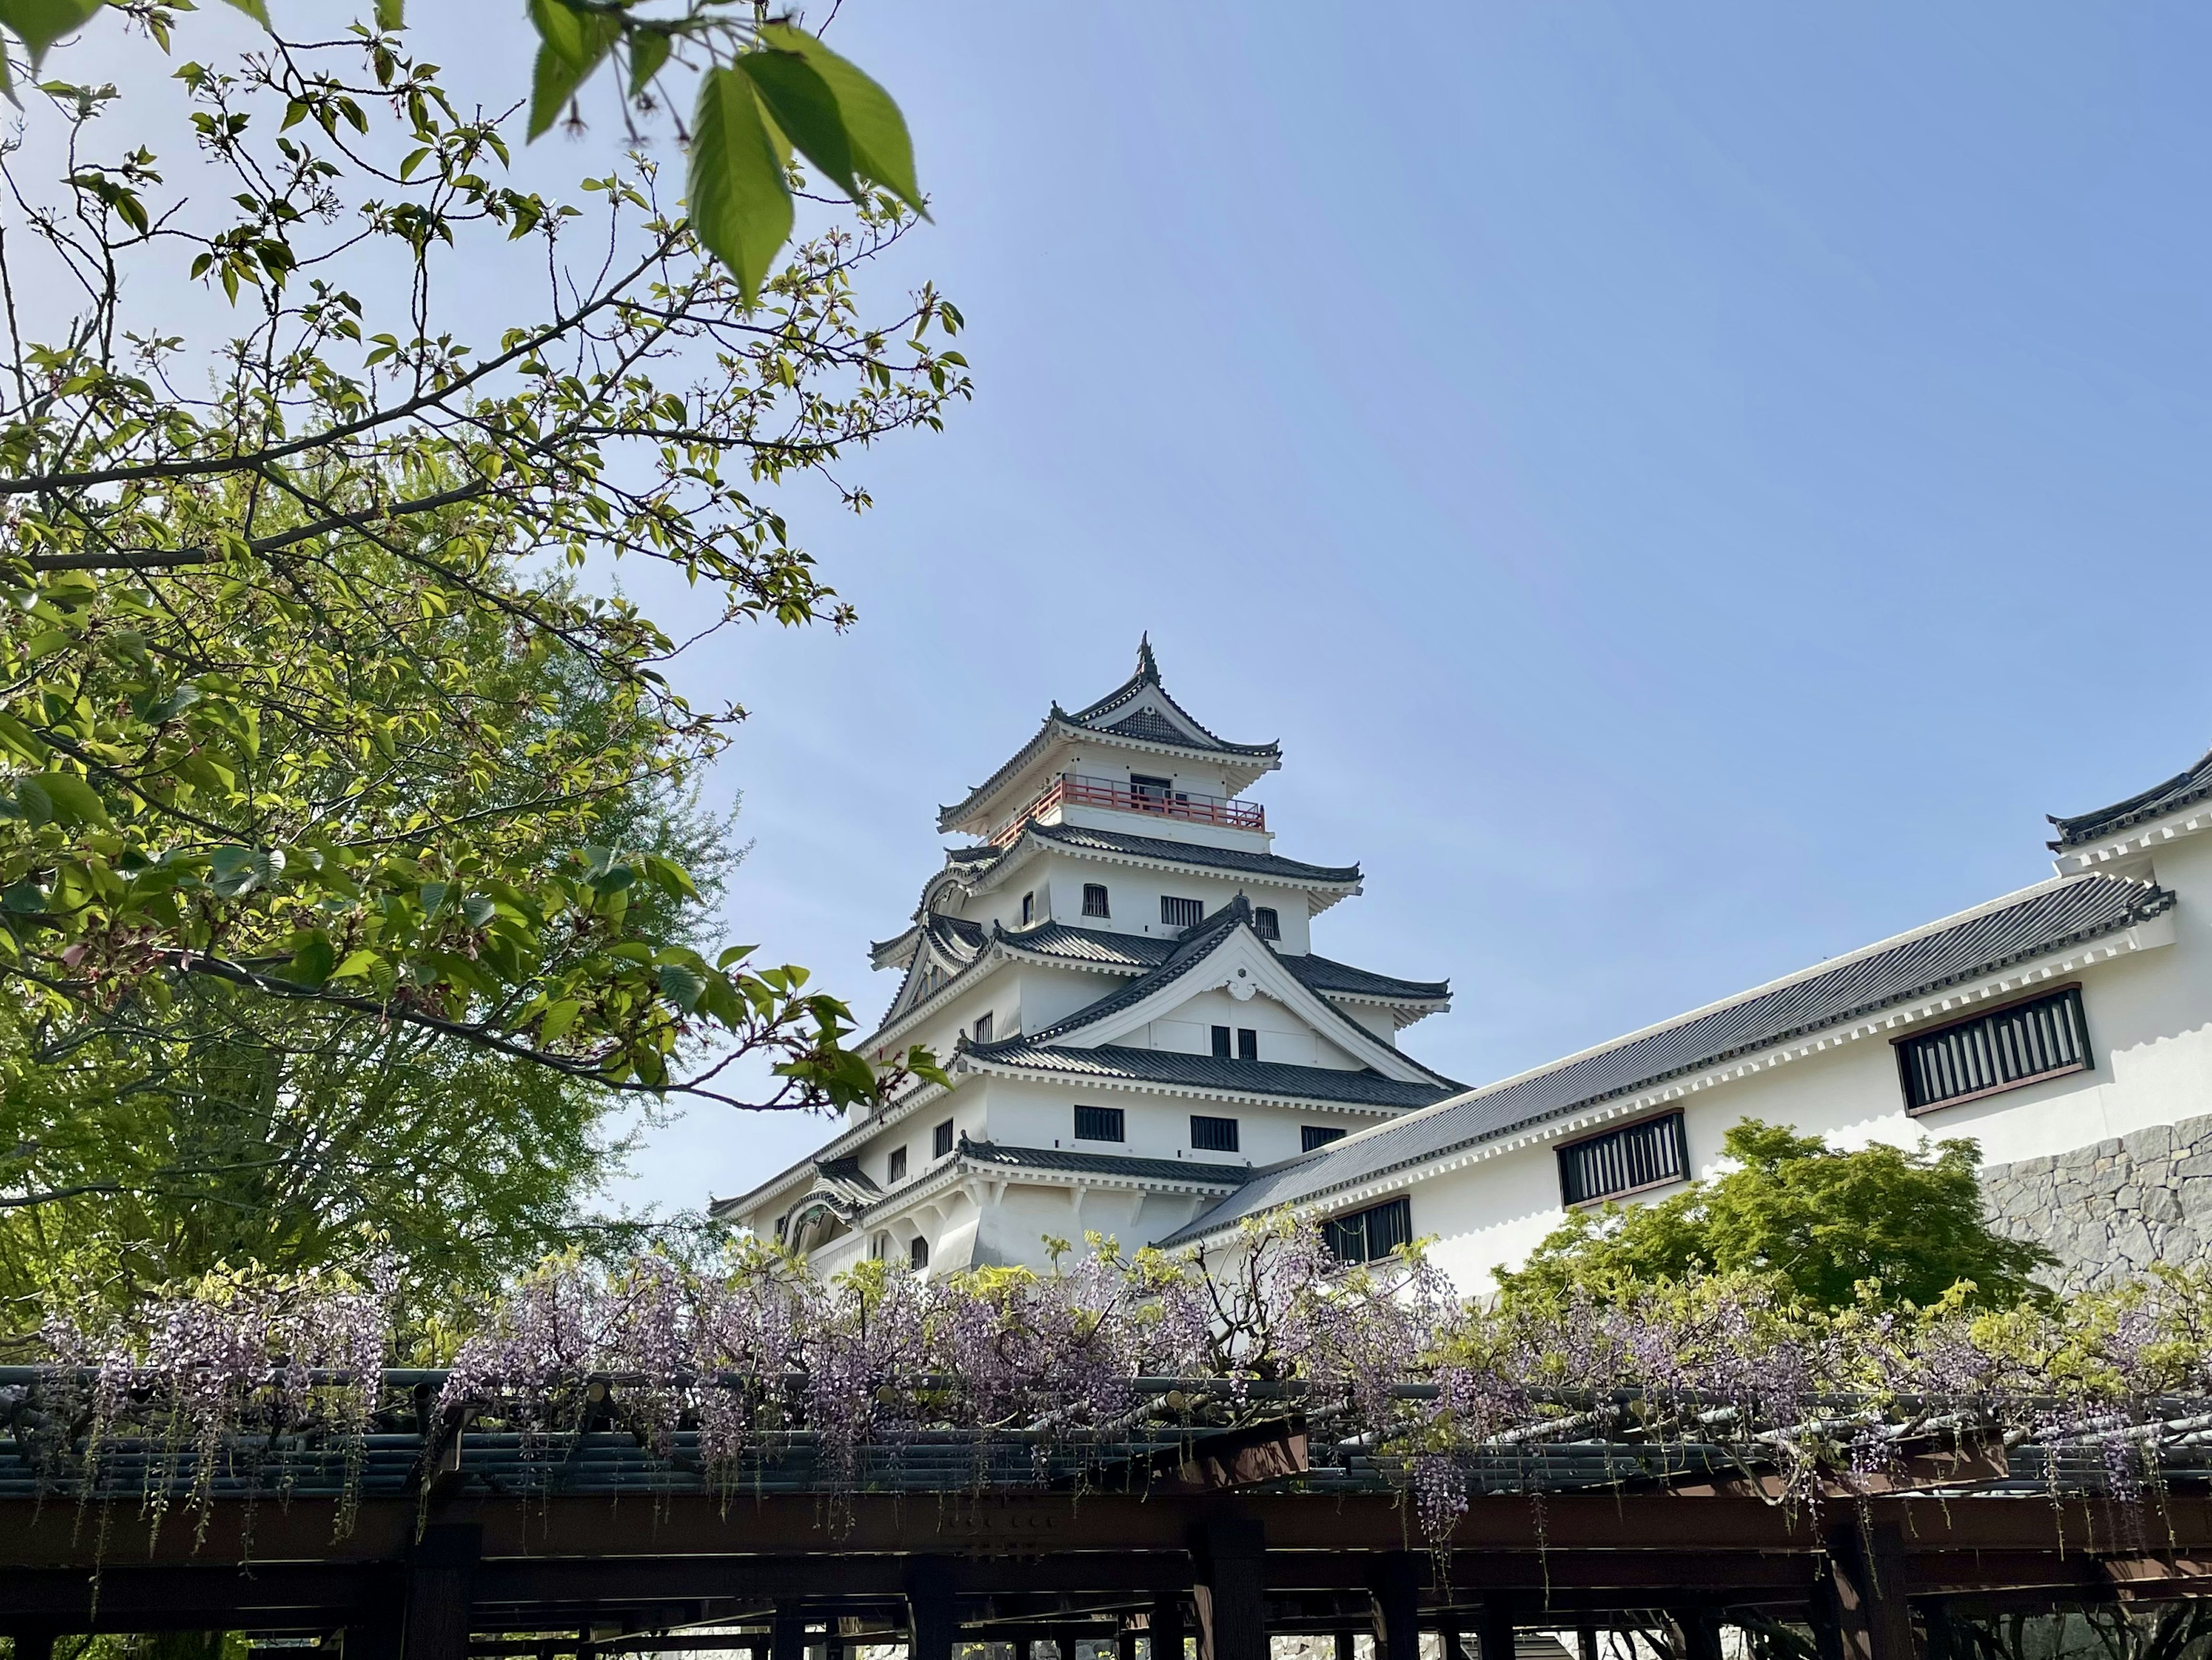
[1496,1118,2058,1313]
[20,1219,2212,1562]
[0,1,921,303]
[0,15,963,1148]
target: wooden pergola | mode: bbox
[6,1376,2210,1660]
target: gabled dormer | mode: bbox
[937,639,1282,843]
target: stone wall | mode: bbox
[1980,1111,2212,1287]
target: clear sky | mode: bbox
[62,4,2212,1214]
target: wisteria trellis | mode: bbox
[11,1218,2212,1558]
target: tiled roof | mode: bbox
[1013,905,1250,1043]
[1162,873,2177,1246]
[2050,744,2212,849]
[937,642,1278,832]
[1287,952,1450,1004]
[1021,821,1362,886]
[998,921,1448,1004]
[958,1136,1252,1186]
[965,1040,1462,1110]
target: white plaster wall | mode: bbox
[971,1073,1379,1167]
[1141,985,1363,1069]
[1020,854,1323,955]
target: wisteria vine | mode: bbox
[9,1219,2212,1560]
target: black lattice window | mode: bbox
[1302,1125,1346,1152]
[1253,906,1281,941]
[933,1118,955,1159]
[1082,883,1111,918]
[1191,1114,1240,1152]
[1161,895,1204,929]
[1074,1104,1125,1143]
[1557,1112,1688,1207]
[1323,1197,1412,1264]
[1898,986,2090,1114]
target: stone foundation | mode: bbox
[1979,1111,2212,1288]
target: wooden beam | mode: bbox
[403,1525,480,1660]
[1191,1520,1267,1660]
[1475,1606,1514,1660]
[1680,1611,1722,1660]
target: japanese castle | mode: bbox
[714,641,1463,1275]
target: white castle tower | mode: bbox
[713,641,1459,1273]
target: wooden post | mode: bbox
[1442,1626,1467,1660]
[1820,1523,1916,1660]
[400,1524,479,1660]
[907,1558,956,1660]
[1190,1519,1267,1660]
[1369,1553,1422,1660]
[1680,1612,1723,1660]
[1475,1606,1515,1660]
[345,1612,403,1660]
[1018,1642,1035,1660]
[1335,1635,1357,1660]
[1150,1600,1185,1660]
[1119,1625,1139,1660]
[1921,1598,1956,1660]
[772,1606,809,1660]
[1575,1628,1599,1660]
[13,1635,56,1660]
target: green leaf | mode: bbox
[1,879,46,914]
[656,962,709,1012]
[332,949,383,981]
[627,28,669,99]
[374,0,403,28]
[220,0,271,24]
[737,48,861,203]
[539,998,582,1042]
[756,22,925,217]
[19,769,107,827]
[688,67,792,304]
[281,931,336,987]
[0,710,50,763]
[0,0,105,69]
[525,0,617,141]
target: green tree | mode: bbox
[1497,1118,2056,1311]
[0,9,964,1320]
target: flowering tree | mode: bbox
[23,1221,2212,1563]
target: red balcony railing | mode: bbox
[990,773,1264,846]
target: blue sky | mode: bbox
[62,4,2212,1212]
[602,2,2212,1212]
[593,2,2212,1213]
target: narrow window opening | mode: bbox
[1323,1197,1412,1264]
[1074,1104,1126,1142]
[933,1118,955,1159]
[1210,1025,1232,1058]
[1237,1028,1259,1061]
[1020,891,1036,926]
[1191,1114,1240,1153]
[1253,907,1281,941]
[1161,895,1204,930]
[971,1012,993,1045]
[909,1236,929,1271]
[1082,882,1111,918]
[1556,1112,1688,1207]
[1896,985,2090,1114]
[887,1146,908,1183]
[1302,1125,1346,1153]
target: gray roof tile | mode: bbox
[2050,744,2212,848]
[1162,873,2176,1245]
[966,1040,1462,1110]
[959,1136,1252,1186]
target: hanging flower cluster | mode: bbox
[11,1220,2212,1558]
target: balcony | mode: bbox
[990,773,1265,846]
